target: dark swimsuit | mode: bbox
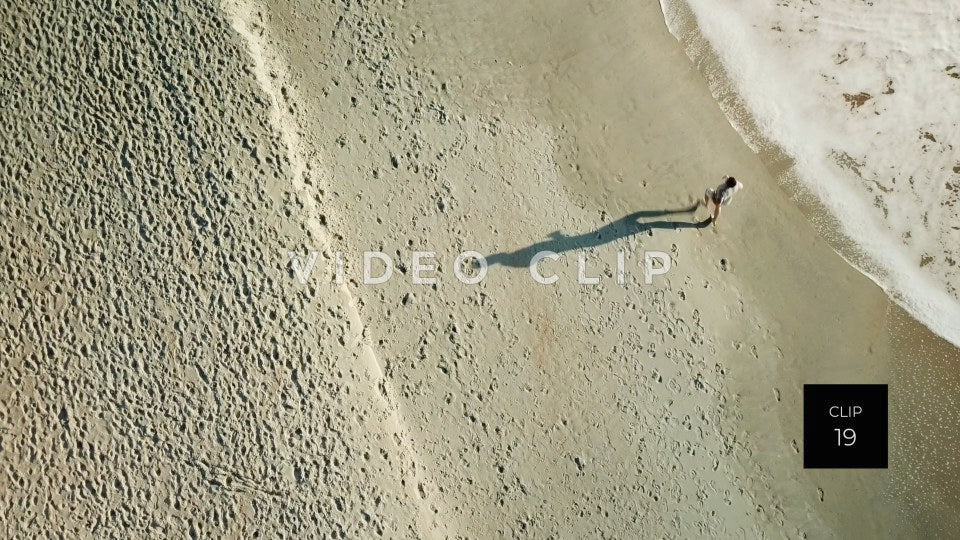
[711,188,726,205]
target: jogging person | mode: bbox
[702,176,743,227]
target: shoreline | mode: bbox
[5,0,958,536]
[381,0,960,533]
[658,0,960,532]
[252,0,960,533]
[659,0,960,350]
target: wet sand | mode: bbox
[3,0,958,536]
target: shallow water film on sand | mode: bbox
[3,0,960,537]
[661,0,960,346]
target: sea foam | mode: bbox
[660,0,960,348]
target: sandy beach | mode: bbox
[3,0,959,537]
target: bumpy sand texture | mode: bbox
[1,1,441,536]
[3,0,960,537]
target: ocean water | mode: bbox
[660,0,960,347]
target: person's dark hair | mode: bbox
[726,176,737,188]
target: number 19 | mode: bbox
[834,428,856,446]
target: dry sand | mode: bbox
[2,0,959,537]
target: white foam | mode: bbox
[661,0,960,348]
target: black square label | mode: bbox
[803,384,887,468]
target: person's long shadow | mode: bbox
[485,204,709,267]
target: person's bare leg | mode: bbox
[712,204,721,227]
